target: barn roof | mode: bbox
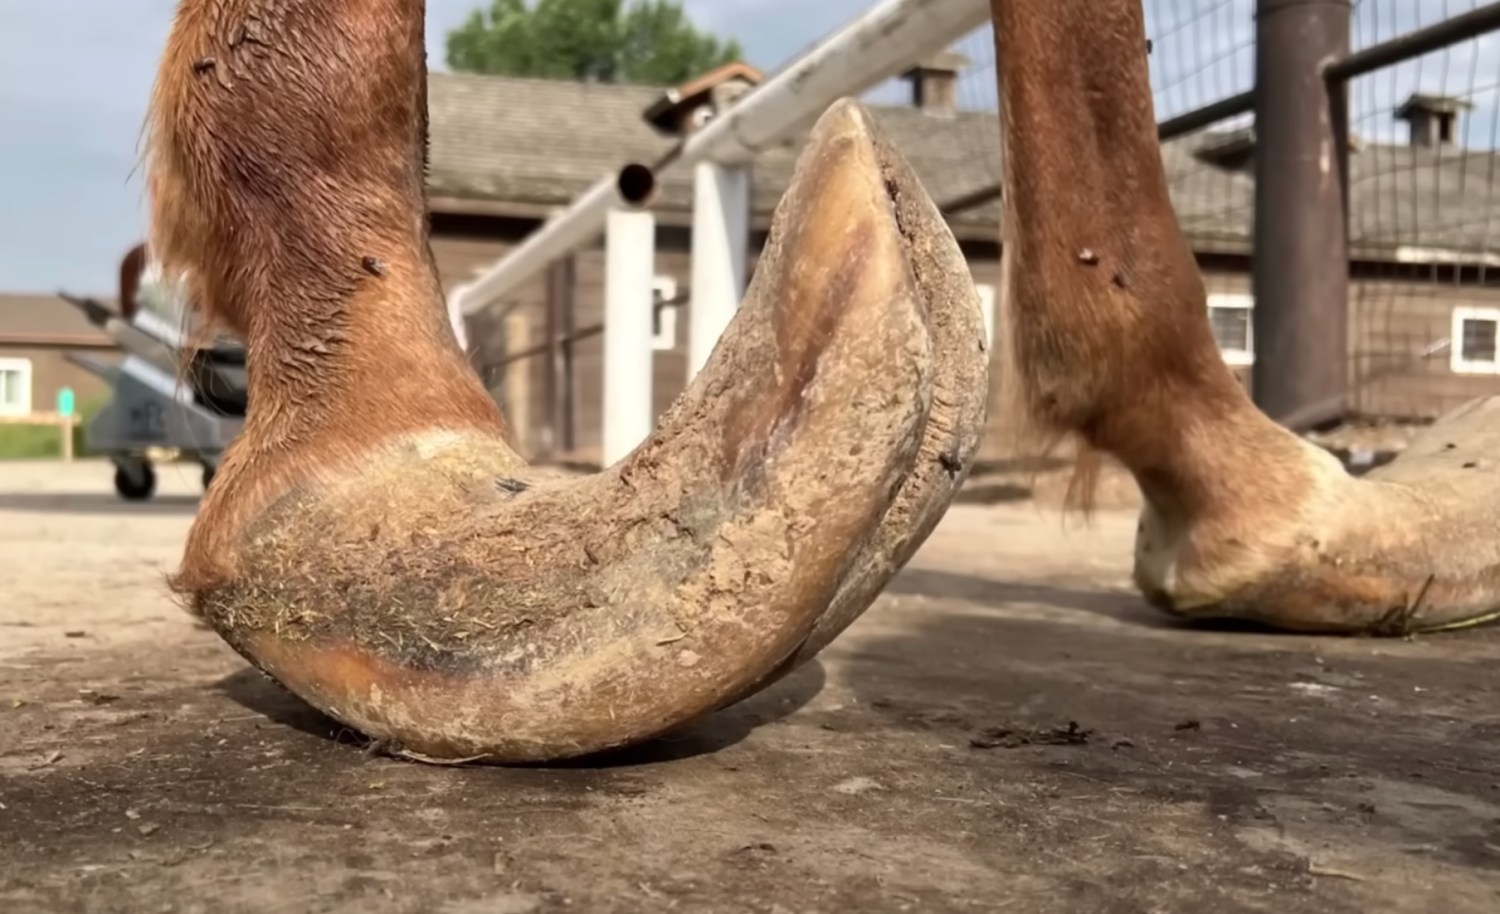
[0,294,113,347]
[426,70,1500,256]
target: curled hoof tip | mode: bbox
[195,99,990,764]
[811,96,876,138]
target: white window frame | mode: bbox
[975,282,996,348]
[1206,292,1255,367]
[0,357,33,417]
[651,276,679,352]
[1450,305,1500,375]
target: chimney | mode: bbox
[1395,93,1471,148]
[1193,127,1256,172]
[901,51,969,117]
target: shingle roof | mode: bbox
[426,71,997,222]
[427,71,1500,255]
[428,74,672,205]
[0,294,113,346]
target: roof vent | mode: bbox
[1193,127,1256,171]
[1395,93,1470,148]
[900,51,970,117]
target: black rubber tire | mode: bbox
[114,463,157,502]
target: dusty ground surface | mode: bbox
[2,459,1499,913]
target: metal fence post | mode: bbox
[1252,0,1352,428]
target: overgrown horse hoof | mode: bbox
[180,100,989,763]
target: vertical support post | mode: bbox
[602,208,657,466]
[688,161,751,379]
[1252,0,1351,428]
[502,308,531,456]
[543,275,561,459]
[558,255,578,453]
[546,256,578,456]
[446,285,470,353]
[61,417,74,462]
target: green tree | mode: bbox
[446,0,744,86]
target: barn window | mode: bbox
[651,276,679,352]
[1450,306,1500,374]
[0,358,33,417]
[1207,293,1254,366]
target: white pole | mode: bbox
[602,208,657,466]
[447,280,472,351]
[687,161,750,378]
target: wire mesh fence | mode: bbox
[1141,0,1259,394]
[947,21,1001,192]
[1343,0,1500,424]
[1148,0,1257,122]
[940,1,1263,393]
[937,0,1500,444]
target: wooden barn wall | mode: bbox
[526,231,1003,463]
[1346,273,1500,421]
[1181,259,1500,422]
[432,212,1500,465]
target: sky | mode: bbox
[1,0,1495,294]
[0,0,872,295]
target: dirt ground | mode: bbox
[3,460,1499,913]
